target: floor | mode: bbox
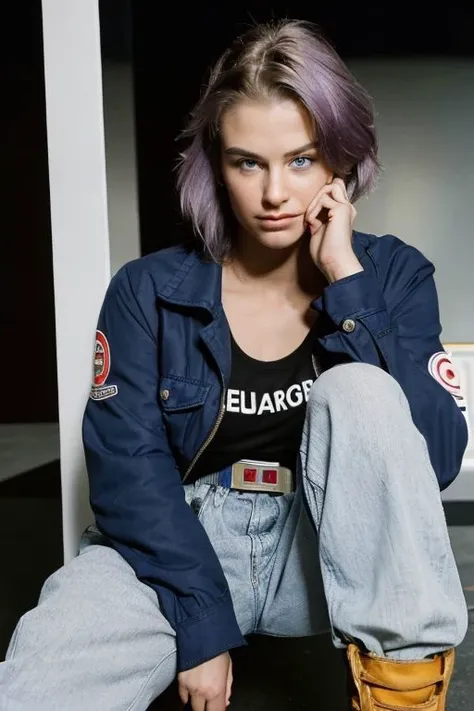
[0,424,59,484]
[1,462,473,710]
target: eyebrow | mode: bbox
[223,141,319,161]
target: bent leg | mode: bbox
[0,528,177,711]
[300,362,468,660]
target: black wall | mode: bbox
[2,4,56,423]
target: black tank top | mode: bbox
[189,328,317,482]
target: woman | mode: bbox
[0,18,468,711]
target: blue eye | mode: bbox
[291,156,313,169]
[236,156,314,171]
[240,159,259,171]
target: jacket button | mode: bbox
[342,318,356,333]
[160,389,170,400]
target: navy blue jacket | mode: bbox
[82,231,468,672]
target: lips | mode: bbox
[256,214,301,231]
[257,214,299,221]
[258,215,299,232]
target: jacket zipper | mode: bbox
[183,385,226,483]
[311,353,321,377]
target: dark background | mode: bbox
[2,1,474,425]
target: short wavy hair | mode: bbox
[176,19,381,261]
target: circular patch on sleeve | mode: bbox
[94,330,111,387]
[428,351,462,398]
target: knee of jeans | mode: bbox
[308,362,407,414]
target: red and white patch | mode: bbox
[90,330,118,401]
[428,351,466,409]
[94,331,111,387]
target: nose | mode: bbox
[262,168,289,207]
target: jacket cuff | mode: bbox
[176,592,247,672]
[312,270,387,327]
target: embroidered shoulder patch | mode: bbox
[89,330,118,401]
[428,351,466,410]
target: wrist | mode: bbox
[321,257,363,283]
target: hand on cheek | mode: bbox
[305,177,363,282]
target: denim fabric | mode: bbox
[0,363,467,710]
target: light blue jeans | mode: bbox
[0,364,468,711]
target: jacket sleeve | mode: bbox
[82,263,247,672]
[312,236,468,490]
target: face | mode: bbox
[219,97,333,251]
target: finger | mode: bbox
[306,193,340,227]
[305,181,334,214]
[205,689,228,711]
[332,176,348,192]
[305,208,324,235]
[190,693,206,711]
[305,182,348,227]
[225,661,233,705]
[178,686,189,706]
[331,181,357,224]
[329,184,357,221]
[328,178,349,204]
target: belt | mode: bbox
[198,459,294,495]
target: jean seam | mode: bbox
[301,471,325,516]
[196,484,217,520]
[6,617,25,659]
[125,648,176,711]
[301,475,335,603]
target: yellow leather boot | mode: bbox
[346,644,455,710]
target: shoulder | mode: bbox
[353,230,435,281]
[352,231,438,314]
[109,244,196,298]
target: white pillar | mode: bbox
[41,0,128,561]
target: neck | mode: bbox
[225,230,326,299]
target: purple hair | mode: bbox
[176,19,381,261]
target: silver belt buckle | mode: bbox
[230,459,293,494]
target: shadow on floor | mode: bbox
[148,633,349,710]
[147,619,474,711]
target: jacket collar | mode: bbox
[156,231,368,316]
[157,248,222,317]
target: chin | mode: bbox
[253,226,306,251]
